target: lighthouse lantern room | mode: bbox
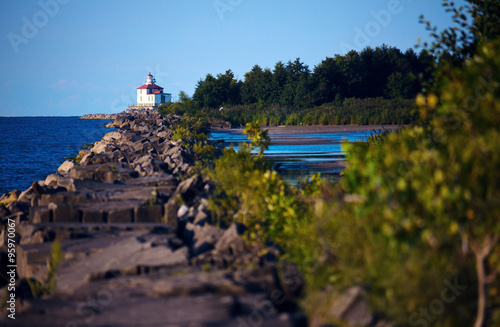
[133,73,172,109]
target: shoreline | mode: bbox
[212,124,401,135]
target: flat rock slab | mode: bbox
[56,231,188,294]
[17,226,175,280]
[3,294,294,327]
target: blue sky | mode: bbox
[0,0,467,116]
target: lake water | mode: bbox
[210,128,376,183]
[0,118,379,196]
[0,117,115,195]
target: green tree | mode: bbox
[271,61,289,104]
[293,77,312,108]
[241,65,273,104]
[385,71,414,98]
[286,57,310,83]
[158,91,196,116]
[310,57,343,105]
[280,82,296,107]
[193,74,218,108]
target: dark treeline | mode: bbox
[160,45,434,125]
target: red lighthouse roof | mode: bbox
[137,83,164,90]
[147,72,153,77]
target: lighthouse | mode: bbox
[133,73,172,109]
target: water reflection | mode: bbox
[210,129,376,183]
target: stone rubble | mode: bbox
[0,110,307,327]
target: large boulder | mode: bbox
[214,223,247,256]
[175,175,204,204]
[102,131,126,143]
[57,160,74,175]
[183,223,225,257]
[91,141,112,154]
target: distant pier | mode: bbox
[80,113,118,119]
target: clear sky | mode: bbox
[0,0,467,116]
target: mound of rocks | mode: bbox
[0,110,306,327]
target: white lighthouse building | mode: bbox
[132,73,172,109]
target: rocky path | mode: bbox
[0,111,306,327]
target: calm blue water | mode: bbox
[0,117,115,195]
[0,119,376,195]
[210,129,376,182]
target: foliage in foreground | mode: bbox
[204,36,500,327]
[202,2,500,326]
[205,122,326,261]
[335,39,500,326]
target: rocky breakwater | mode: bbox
[0,110,306,326]
[80,113,118,120]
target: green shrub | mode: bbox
[27,241,64,297]
[332,39,500,326]
[206,122,329,269]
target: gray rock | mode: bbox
[102,131,125,142]
[79,151,94,166]
[81,209,106,223]
[56,177,76,192]
[44,174,59,187]
[48,202,80,223]
[92,141,112,154]
[56,232,189,294]
[214,223,247,256]
[18,184,36,203]
[108,207,134,223]
[176,174,203,204]
[164,196,179,227]
[310,286,373,327]
[193,209,210,226]
[134,154,154,166]
[0,206,11,219]
[134,205,163,223]
[30,206,51,223]
[57,160,74,175]
[183,223,225,257]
